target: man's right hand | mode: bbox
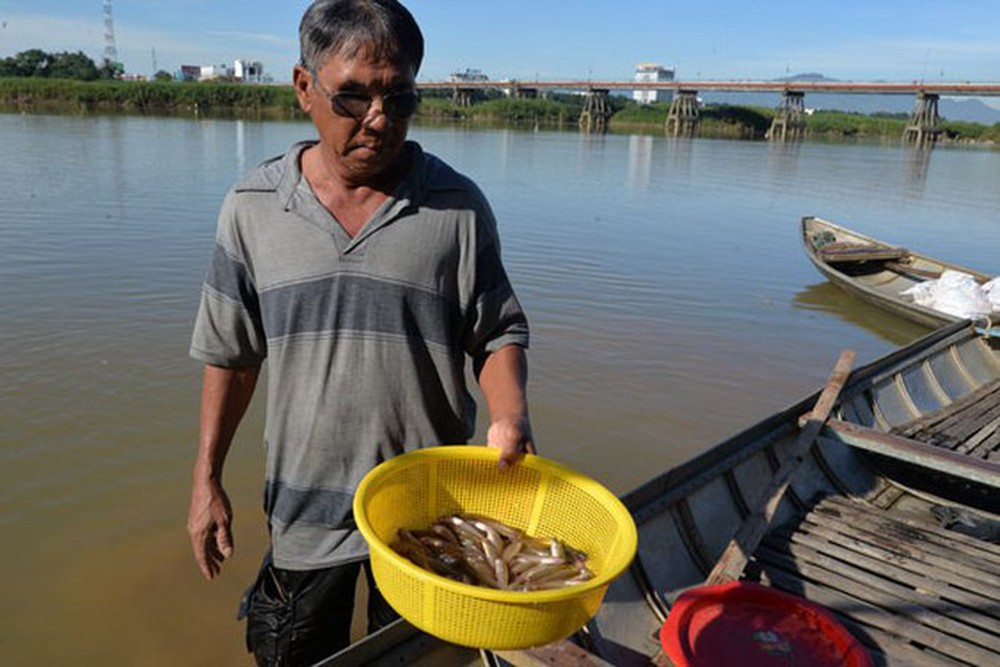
[188,363,259,580]
[187,475,234,580]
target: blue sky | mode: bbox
[1,0,999,91]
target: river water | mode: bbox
[2,113,998,665]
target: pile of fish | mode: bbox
[391,513,594,591]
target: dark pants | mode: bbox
[238,555,399,667]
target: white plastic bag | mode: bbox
[900,280,935,305]
[901,270,993,319]
[981,277,1000,314]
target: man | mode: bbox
[185,1,533,664]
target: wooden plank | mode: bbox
[763,529,1000,624]
[758,543,1000,655]
[705,350,856,585]
[958,416,1000,456]
[894,380,1000,439]
[989,438,1000,461]
[817,514,1000,578]
[788,515,1000,595]
[765,567,972,667]
[819,420,1000,489]
[820,495,1000,565]
[820,243,910,263]
[936,394,1000,442]
[758,545,1000,665]
[760,539,1000,638]
[917,393,1000,451]
[820,496,1000,570]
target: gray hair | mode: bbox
[299,0,424,75]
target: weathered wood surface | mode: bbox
[892,379,1000,460]
[821,419,1000,490]
[755,495,1000,666]
[819,242,911,263]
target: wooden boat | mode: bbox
[320,321,1000,667]
[802,215,996,331]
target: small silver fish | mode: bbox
[391,513,594,592]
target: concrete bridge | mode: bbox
[415,79,1000,144]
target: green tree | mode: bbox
[49,51,100,81]
[9,48,52,77]
[0,49,103,80]
[153,70,174,82]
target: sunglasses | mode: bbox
[312,77,420,121]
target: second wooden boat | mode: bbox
[802,215,996,331]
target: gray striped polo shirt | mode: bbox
[190,140,529,569]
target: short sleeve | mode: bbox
[189,193,267,367]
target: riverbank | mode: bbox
[3,77,998,143]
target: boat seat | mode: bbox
[819,242,911,263]
[754,495,1000,667]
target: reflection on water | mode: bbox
[765,140,803,183]
[3,113,1000,665]
[236,118,246,174]
[903,145,932,195]
[627,134,654,191]
[663,136,694,178]
[793,281,929,347]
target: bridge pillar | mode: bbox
[452,87,477,107]
[513,87,538,99]
[903,92,941,147]
[579,88,612,133]
[767,90,806,142]
[665,89,700,137]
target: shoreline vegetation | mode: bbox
[3,77,999,144]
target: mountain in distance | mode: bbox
[699,72,1000,125]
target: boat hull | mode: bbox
[801,215,994,330]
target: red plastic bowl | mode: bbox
[660,582,873,667]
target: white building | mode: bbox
[449,68,489,83]
[633,63,675,104]
[234,59,264,83]
[199,63,232,80]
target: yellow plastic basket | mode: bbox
[353,445,638,650]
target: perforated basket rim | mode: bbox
[353,445,638,604]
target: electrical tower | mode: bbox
[103,0,118,65]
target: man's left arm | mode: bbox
[478,344,534,469]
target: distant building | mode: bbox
[178,60,266,83]
[449,68,489,83]
[200,63,232,80]
[633,63,675,104]
[178,63,233,81]
[179,65,201,82]
[234,59,264,83]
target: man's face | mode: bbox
[296,48,416,184]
